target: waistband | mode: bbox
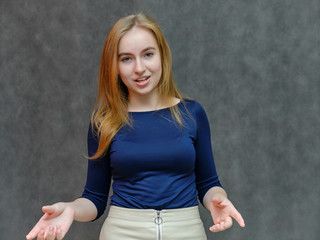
[107,206,200,222]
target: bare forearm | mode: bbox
[203,186,227,210]
[65,198,98,222]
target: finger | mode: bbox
[211,198,222,205]
[42,205,56,214]
[223,217,233,230]
[56,225,64,240]
[209,223,219,232]
[27,219,47,240]
[210,222,224,232]
[47,226,56,240]
[210,216,233,232]
[211,198,228,208]
[231,210,245,227]
[37,230,45,240]
[26,226,41,240]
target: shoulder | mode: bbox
[182,99,211,129]
[183,99,207,116]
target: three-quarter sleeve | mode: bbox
[80,123,112,220]
[193,103,223,204]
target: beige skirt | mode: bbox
[99,206,207,240]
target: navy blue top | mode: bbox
[81,99,222,220]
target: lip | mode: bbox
[134,76,150,87]
[134,76,150,81]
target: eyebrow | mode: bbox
[118,47,156,58]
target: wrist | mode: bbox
[61,202,76,220]
[203,187,227,209]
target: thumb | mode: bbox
[211,198,228,207]
[42,205,55,214]
[42,203,63,214]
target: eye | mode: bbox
[120,57,131,62]
[145,52,154,58]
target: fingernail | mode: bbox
[50,226,54,232]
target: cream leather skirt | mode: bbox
[99,205,207,240]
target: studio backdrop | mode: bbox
[1,0,319,239]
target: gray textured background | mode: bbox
[1,0,319,239]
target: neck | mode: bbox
[128,91,162,112]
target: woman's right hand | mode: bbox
[26,202,75,240]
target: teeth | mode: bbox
[136,77,148,82]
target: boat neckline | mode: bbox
[128,100,182,113]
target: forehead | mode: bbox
[118,27,159,53]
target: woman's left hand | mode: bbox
[208,193,245,232]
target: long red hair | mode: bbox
[90,13,185,159]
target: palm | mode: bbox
[208,197,244,232]
[210,199,233,223]
[28,206,74,239]
[43,208,72,230]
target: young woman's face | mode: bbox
[118,27,162,99]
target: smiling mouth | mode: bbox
[135,76,150,82]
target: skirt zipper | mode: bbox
[155,210,163,240]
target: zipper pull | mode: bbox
[155,210,163,225]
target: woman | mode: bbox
[26,13,245,240]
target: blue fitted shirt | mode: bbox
[81,99,222,220]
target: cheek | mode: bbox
[118,64,130,80]
[150,57,162,75]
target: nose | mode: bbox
[134,58,145,74]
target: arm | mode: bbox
[193,102,245,232]
[26,198,98,240]
[64,198,97,222]
[26,124,111,239]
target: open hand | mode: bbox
[26,203,75,240]
[208,194,245,232]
